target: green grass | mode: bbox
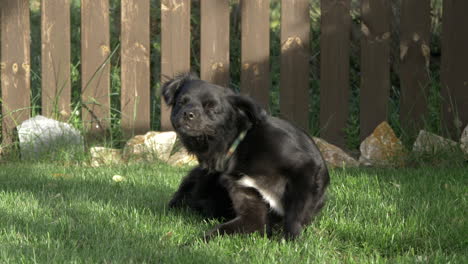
[0,162,466,263]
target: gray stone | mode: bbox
[17,115,83,160]
[312,137,359,168]
[413,130,458,153]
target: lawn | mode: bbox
[0,161,466,263]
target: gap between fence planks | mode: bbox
[160,0,191,131]
[1,0,30,145]
[121,0,150,138]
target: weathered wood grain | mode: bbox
[121,0,150,137]
[360,0,391,140]
[441,0,468,138]
[280,0,310,130]
[41,0,71,120]
[320,0,351,148]
[1,0,31,144]
[200,0,230,87]
[161,0,191,130]
[241,0,270,110]
[81,0,111,135]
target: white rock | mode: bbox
[17,115,83,160]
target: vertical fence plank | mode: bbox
[81,0,110,135]
[280,0,310,130]
[400,0,431,136]
[41,0,71,120]
[161,0,191,131]
[360,0,391,140]
[201,0,230,87]
[121,0,150,137]
[241,0,270,109]
[320,0,351,148]
[1,0,30,144]
[441,0,468,138]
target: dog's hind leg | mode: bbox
[282,180,323,239]
[204,178,269,239]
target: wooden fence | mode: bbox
[1,0,467,148]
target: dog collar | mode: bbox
[224,129,248,164]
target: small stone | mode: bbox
[123,131,177,162]
[167,147,198,167]
[313,137,359,168]
[359,122,406,166]
[90,147,123,167]
[461,125,468,156]
[17,115,84,160]
[413,130,458,153]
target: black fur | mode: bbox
[163,73,329,240]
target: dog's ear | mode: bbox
[228,94,267,125]
[162,73,198,106]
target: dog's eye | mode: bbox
[203,100,217,110]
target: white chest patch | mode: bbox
[237,175,286,216]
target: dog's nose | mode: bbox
[184,111,196,120]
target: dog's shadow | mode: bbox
[0,163,234,260]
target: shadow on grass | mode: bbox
[0,163,227,262]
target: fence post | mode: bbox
[241,0,270,110]
[160,0,191,131]
[441,0,468,138]
[280,0,310,131]
[41,0,71,121]
[399,0,431,137]
[81,0,111,137]
[1,0,31,145]
[320,0,351,148]
[201,0,230,87]
[359,0,391,140]
[121,0,151,138]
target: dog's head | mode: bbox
[162,73,266,140]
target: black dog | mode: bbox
[163,73,329,240]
